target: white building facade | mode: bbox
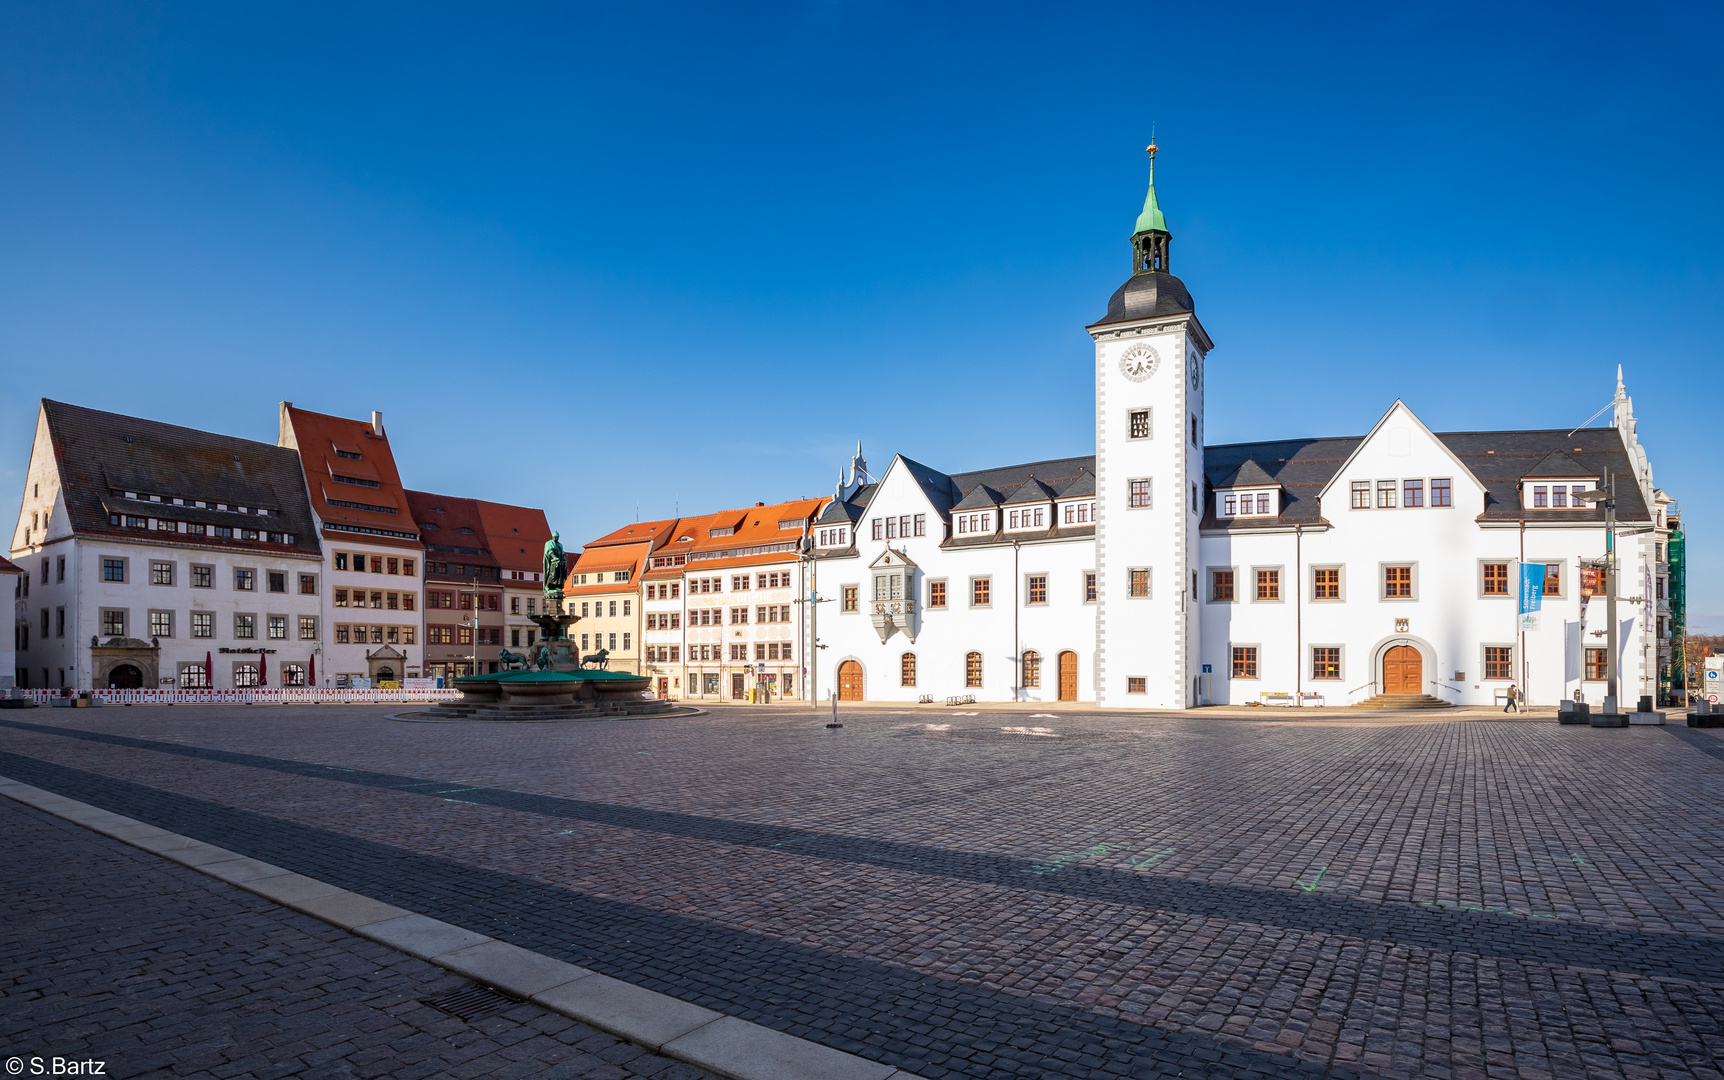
[10,401,325,690]
[809,158,1671,709]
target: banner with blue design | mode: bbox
[1518,562,1545,631]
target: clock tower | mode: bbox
[1089,144,1213,709]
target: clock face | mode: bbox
[1118,343,1160,383]
[1190,355,1200,390]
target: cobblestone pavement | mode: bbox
[0,796,718,1080]
[2,705,1723,1079]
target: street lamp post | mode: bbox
[1581,470,1620,715]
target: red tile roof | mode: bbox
[475,499,553,573]
[279,403,421,551]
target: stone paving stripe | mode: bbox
[0,753,1349,1080]
[3,724,1718,984]
[0,770,931,1080]
[431,938,596,998]
[236,869,346,905]
[195,853,297,884]
[1664,724,1724,762]
[532,971,727,1051]
[664,1015,904,1080]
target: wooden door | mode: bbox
[838,660,864,701]
[1058,652,1078,701]
[1382,645,1422,694]
[731,673,745,699]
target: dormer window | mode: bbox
[816,527,849,547]
[955,512,993,535]
[1219,488,1279,518]
[1007,507,1046,530]
[1527,482,1592,509]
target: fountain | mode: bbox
[428,532,676,720]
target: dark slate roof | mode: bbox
[999,477,1060,506]
[1213,459,1280,489]
[949,455,1094,504]
[815,483,875,525]
[1524,450,1595,478]
[41,399,322,556]
[951,485,1004,512]
[1091,271,1194,328]
[943,524,1094,550]
[1057,471,1096,499]
[896,455,963,518]
[1201,426,1647,530]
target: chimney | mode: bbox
[371,410,385,438]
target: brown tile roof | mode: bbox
[0,555,23,575]
[404,491,497,567]
[475,500,553,572]
[40,399,322,558]
[279,403,421,550]
[583,517,682,550]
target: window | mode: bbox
[101,609,125,636]
[1351,481,1370,509]
[403,559,415,577]
[370,557,383,573]
[1376,480,1396,509]
[1021,650,1040,689]
[191,612,212,639]
[151,561,173,585]
[56,555,65,583]
[1431,478,1452,507]
[281,663,306,687]
[1384,565,1413,598]
[150,610,173,638]
[1404,480,1424,508]
[1191,414,1198,444]
[1231,646,1258,679]
[871,518,883,540]
[1482,563,1508,595]
[1084,572,1097,602]
[1129,479,1152,509]
[1312,567,1340,600]
[1544,563,1563,598]
[266,571,285,593]
[1531,485,1548,508]
[914,514,926,537]
[234,614,255,639]
[971,577,990,606]
[1312,647,1340,680]
[929,581,946,609]
[402,593,415,611]
[842,586,858,612]
[730,606,748,624]
[1129,409,1150,439]
[1484,646,1513,680]
[179,662,208,689]
[336,625,353,644]
[234,663,259,689]
[299,616,318,640]
[263,615,284,640]
[1026,574,1047,605]
[55,607,64,637]
[1127,677,1146,693]
[1256,568,1280,601]
[1211,570,1234,602]
[1129,568,1150,598]
[335,553,348,571]
[235,569,254,591]
[103,558,125,582]
[965,651,982,688]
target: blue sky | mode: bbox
[2,2,1719,633]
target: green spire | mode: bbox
[1133,143,1167,235]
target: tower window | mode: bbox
[1129,409,1151,439]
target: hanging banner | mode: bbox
[1518,562,1546,631]
[1580,568,1600,598]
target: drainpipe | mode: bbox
[1295,524,1302,707]
[1519,510,1527,705]
[1013,538,1021,703]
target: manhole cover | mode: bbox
[422,984,515,1021]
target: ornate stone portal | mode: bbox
[91,636,160,689]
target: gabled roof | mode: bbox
[999,477,1060,506]
[870,547,918,569]
[0,555,24,575]
[1213,459,1281,489]
[278,402,420,550]
[1523,451,1595,479]
[893,455,963,518]
[404,491,497,566]
[1057,471,1095,499]
[42,399,322,557]
[949,455,1093,501]
[583,517,681,550]
[951,485,1003,512]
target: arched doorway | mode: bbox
[107,664,143,689]
[837,660,864,701]
[1382,645,1422,694]
[375,666,395,683]
[1058,651,1078,701]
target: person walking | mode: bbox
[1504,683,1521,714]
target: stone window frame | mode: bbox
[233,612,257,640]
[1127,406,1152,441]
[99,608,127,637]
[1083,570,1097,604]
[969,576,992,609]
[1251,565,1286,604]
[1024,572,1049,606]
[1478,559,1513,599]
[190,611,214,639]
[1207,566,1237,604]
[1230,643,1262,680]
[267,614,289,641]
[1309,644,1345,682]
[1309,564,1345,603]
[1481,643,1516,681]
[148,609,174,638]
[149,560,174,587]
[1379,562,1419,602]
[190,564,214,589]
[233,567,257,592]
[926,579,947,609]
[1127,567,1152,599]
[101,556,128,583]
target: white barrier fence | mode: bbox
[14,688,463,707]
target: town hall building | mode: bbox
[809,150,1674,709]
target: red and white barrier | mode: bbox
[14,688,463,707]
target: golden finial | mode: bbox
[1146,121,1158,159]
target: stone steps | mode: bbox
[1352,693,1455,710]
